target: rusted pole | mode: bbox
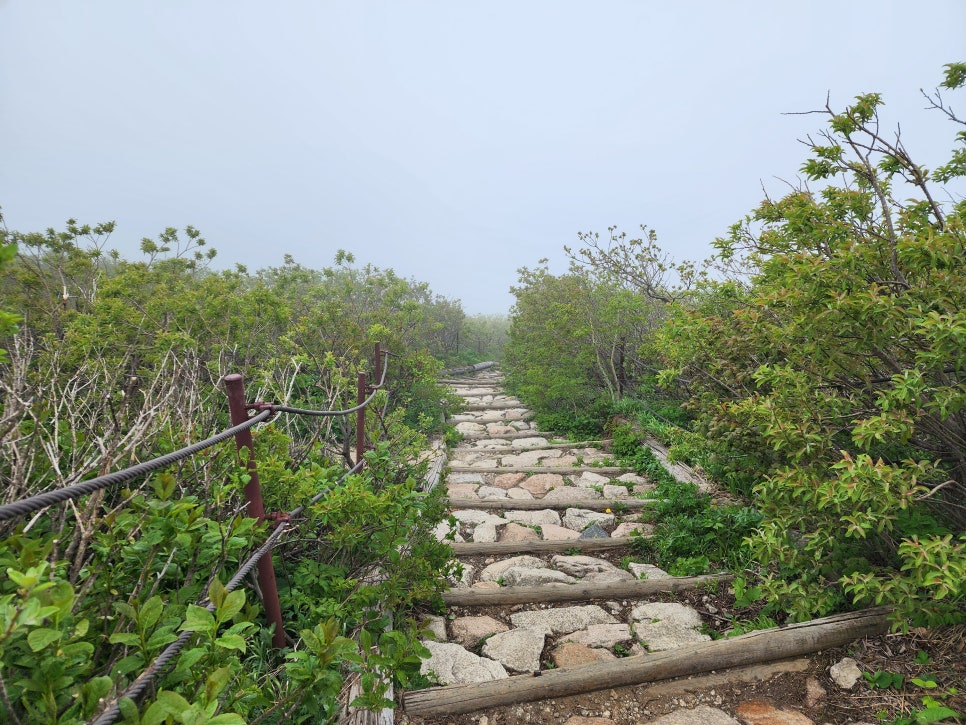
[374,342,383,387]
[223,374,286,649]
[356,371,367,468]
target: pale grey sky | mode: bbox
[2,2,964,313]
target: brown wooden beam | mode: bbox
[442,573,730,606]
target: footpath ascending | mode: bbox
[400,368,844,725]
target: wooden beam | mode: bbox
[442,574,730,606]
[448,466,627,474]
[455,440,611,452]
[449,537,635,556]
[403,607,893,717]
[446,497,653,512]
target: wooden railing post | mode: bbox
[223,374,287,649]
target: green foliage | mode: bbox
[0,210,20,365]
[503,256,664,422]
[0,224,462,720]
[614,424,761,574]
[650,70,966,627]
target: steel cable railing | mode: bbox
[0,346,397,725]
[0,409,274,522]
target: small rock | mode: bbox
[829,657,863,689]
[504,509,562,527]
[480,555,546,582]
[501,566,577,587]
[499,522,541,543]
[477,485,508,499]
[472,522,499,543]
[574,471,611,487]
[541,523,582,540]
[510,436,550,449]
[648,705,740,724]
[563,508,615,532]
[602,484,629,499]
[506,487,535,499]
[422,615,447,641]
[551,555,622,578]
[419,640,508,684]
[519,473,565,497]
[492,472,527,489]
[450,615,509,648]
[448,472,486,484]
[805,677,826,708]
[579,523,610,539]
[446,483,480,498]
[612,522,653,538]
[551,642,617,667]
[482,627,546,672]
[628,562,671,579]
[544,486,603,502]
[734,700,814,725]
[510,605,617,635]
[566,623,634,648]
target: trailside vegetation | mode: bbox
[503,64,966,629]
[0,220,464,723]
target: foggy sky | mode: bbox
[2,2,964,313]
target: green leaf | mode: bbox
[214,633,246,652]
[117,697,141,723]
[27,627,62,651]
[108,632,141,646]
[180,604,215,635]
[140,596,164,629]
[216,589,245,623]
[204,667,231,702]
[206,714,246,724]
[208,577,227,608]
[914,705,960,723]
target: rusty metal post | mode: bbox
[223,374,287,649]
[374,342,383,386]
[356,371,367,468]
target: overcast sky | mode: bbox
[2,2,964,314]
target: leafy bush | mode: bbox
[613,424,761,574]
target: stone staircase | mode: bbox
[401,368,815,724]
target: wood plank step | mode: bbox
[455,439,611,452]
[442,573,730,606]
[447,497,653,512]
[449,537,635,556]
[448,466,627,474]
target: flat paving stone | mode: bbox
[419,640,508,685]
[510,605,617,635]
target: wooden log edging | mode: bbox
[450,537,636,556]
[442,573,731,606]
[447,497,654,512]
[403,607,893,717]
[443,361,498,376]
[455,440,611,452]
[447,466,627,474]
